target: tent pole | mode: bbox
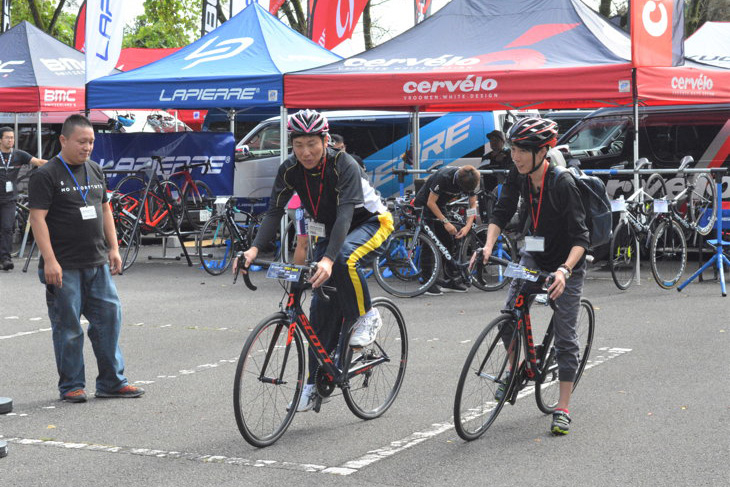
[228,109,235,136]
[36,112,42,159]
[14,113,18,138]
[632,68,641,285]
[412,107,420,171]
[279,105,289,262]
[174,110,179,132]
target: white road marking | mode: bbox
[0,327,51,340]
[336,347,632,474]
[0,436,332,473]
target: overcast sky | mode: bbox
[121,0,602,57]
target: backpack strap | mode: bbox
[547,165,571,214]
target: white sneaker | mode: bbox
[288,383,317,412]
[349,308,382,347]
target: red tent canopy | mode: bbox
[284,0,730,111]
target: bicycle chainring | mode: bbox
[314,367,335,397]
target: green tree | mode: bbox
[123,0,201,48]
[8,0,79,45]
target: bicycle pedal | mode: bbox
[312,396,322,413]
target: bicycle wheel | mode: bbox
[11,204,30,257]
[183,181,213,230]
[156,180,185,235]
[234,313,305,447]
[535,299,595,414]
[343,297,408,420]
[373,229,441,298]
[689,173,717,236]
[609,220,637,290]
[650,219,687,289]
[197,215,235,275]
[460,225,516,291]
[454,315,520,441]
[116,215,140,271]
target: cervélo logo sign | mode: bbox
[402,75,499,102]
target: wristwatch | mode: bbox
[557,264,572,279]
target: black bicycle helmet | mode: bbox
[287,109,329,138]
[507,117,558,150]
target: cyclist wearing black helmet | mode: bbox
[240,110,394,412]
[473,117,589,435]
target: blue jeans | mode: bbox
[39,264,128,395]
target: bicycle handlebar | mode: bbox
[233,253,330,302]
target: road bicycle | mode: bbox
[373,205,516,297]
[108,190,140,271]
[196,196,258,275]
[114,169,184,236]
[165,159,213,230]
[232,257,408,447]
[10,194,31,258]
[608,160,673,290]
[453,255,595,441]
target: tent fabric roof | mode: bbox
[685,21,730,69]
[284,0,730,111]
[87,3,341,110]
[0,21,86,112]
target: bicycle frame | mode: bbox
[245,265,389,391]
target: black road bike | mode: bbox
[454,255,595,441]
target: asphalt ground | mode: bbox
[1,246,728,487]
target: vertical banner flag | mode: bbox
[311,0,369,50]
[1,0,11,34]
[415,0,432,24]
[74,1,87,52]
[270,0,286,15]
[201,0,219,37]
[85,0,124,83]
[631,0,685,67]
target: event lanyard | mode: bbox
[0,150,11,170]
[528,163,548,232]
[304,157,327,219]
[58,154,90,206]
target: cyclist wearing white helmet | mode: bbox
[473,117,589,436]
[241,110,393,412]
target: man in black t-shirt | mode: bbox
[28,115,144,404]
[240,110,394,412]
[0,127,46,270]
[413,164,480,294]
[480,130,511,194]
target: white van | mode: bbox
[234,109,537,204]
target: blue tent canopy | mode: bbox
[87,3,341,110]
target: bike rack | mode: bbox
[677,168,729,297]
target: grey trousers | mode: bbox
[504,250,586,382]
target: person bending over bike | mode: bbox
[473,117,589,435]
[413,164,480,295]
[240,110,394,412]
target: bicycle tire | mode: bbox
[116,214,140,271]
[183,181,213,230]
[156,180,185,235]
[373,229,441,298]
[343,297,408,420]
[609,220,637,290]
[460,225,516,291]
[233,313,305,448]
[535,299,595,414]
[11,204,30,257]
[689,172,717,236]
[650,219,687,289]
[197,215,235,275]
[454,315,520,441]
